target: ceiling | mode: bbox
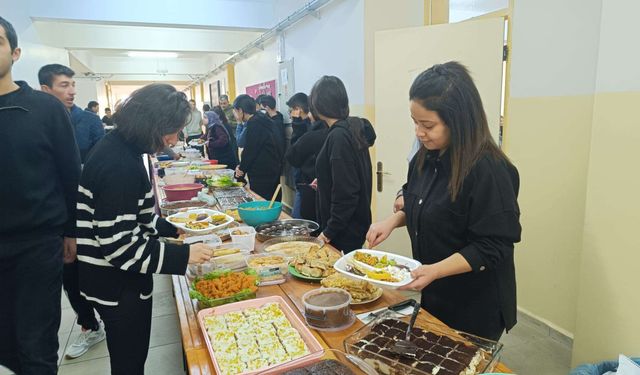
[25,0,291,85]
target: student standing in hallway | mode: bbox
[38,63,107,359]
[219,94,238,132]
[233,94,284,200]
[367,62,521,341]
[77,84,214,375]
[183,99,204,142]
[40,64,104,164]
[0,17,81,374]
[258,94,287,150]
[311,76,376,252]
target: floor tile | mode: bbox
[152,290,178,318]
[60,330,109,365]
[153,274,174,293]
[144,343,185,375]
[59,307,77,336]
[58,356,111,375]
[62,291,71,310]
[58,329,73,366]
[0,365,14,375]
[149,314,181,348]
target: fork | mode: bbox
[390,299,421,357]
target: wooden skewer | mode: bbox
[269,184,282,209]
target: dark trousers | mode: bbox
[0,235,63,375]
[249,175,281,201]
[92,284,152,375]
[63,260,99,331]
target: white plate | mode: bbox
[166,209,234,234]
[333,249,421,289]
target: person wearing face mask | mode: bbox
[76,84,214,375]
[233,94,284,200]
[366,62,521,341]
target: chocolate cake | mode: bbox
[351,319,484,375]
[282,359,356,375]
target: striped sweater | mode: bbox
[76,131,189,306]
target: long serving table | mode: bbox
[150,165,512,374]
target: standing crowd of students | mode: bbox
[2,12,522,375]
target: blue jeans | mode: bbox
[292,189,303,219]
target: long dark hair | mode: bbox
[410,61,510,201]
[113,83,190,153]
[310,75,369,150]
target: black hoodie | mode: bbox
[286,120,328,184]
[0,81,81,244]
[315,117,376,252]
[239,112,284,178]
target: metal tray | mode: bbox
[255,219,320,242]
[343,310,503,375]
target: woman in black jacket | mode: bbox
[77,84,213,375]
[205,109,237,169]
[367,62,521,341]
[233,94,284,200]
[310,76,376,252]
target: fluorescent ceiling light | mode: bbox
[127,51,178,58]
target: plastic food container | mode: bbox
[162,183,204,201]
[245,253,288,285]
[184,148,201,160]
[237,201,282,227]
[260,236,324,258]
[163,173,196,185]
[230,226,257,251]
[189,269,258,308]
[302,288,355,332]
[206,242,251,272]
[197,295,324,375]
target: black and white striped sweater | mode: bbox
[76,131,189,306]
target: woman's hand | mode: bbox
[235,166,245,178]
[366,217,398,247]
[398,264,441,291]
[188,243,214,264]
[318,232,331,243]
[393,195,404,213]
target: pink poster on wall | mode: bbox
[245,80,277,98]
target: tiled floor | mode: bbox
[0,276,573,375]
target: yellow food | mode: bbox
[292,246,340,278]
[185,221,211,230]
[212,248,241,257]
[225,209,241,222]
[210,214,228,225]
[168,216,190,224]
[248,255,287,268]
[321,273,382,303]
[265,241,319,257]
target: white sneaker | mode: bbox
[65,321,106,359]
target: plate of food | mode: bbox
[288,245,340,281]
[320,273,383,305]
[261,237,324,258]
[334,249,421,289]
[188,139,206,147]
[166,208,234,234]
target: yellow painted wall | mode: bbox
[507,95,595,334]
[571,91,640,364]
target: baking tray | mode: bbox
[255,219,320,242]
[343,310,503,375]
[197,295,324,375]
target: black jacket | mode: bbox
[0,81,81,244]
[239,112,284,178]
[206,123,238,169]
[290,116,312,145]
[316,117,376,252]
[77,131,188,305]
[286,120,328,184]
[403,149,521,339]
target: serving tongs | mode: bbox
[389,299,421,357]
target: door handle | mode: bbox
[376,161,390,192]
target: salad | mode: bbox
[207,175,241,188]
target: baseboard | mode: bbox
[516,306,574,348]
